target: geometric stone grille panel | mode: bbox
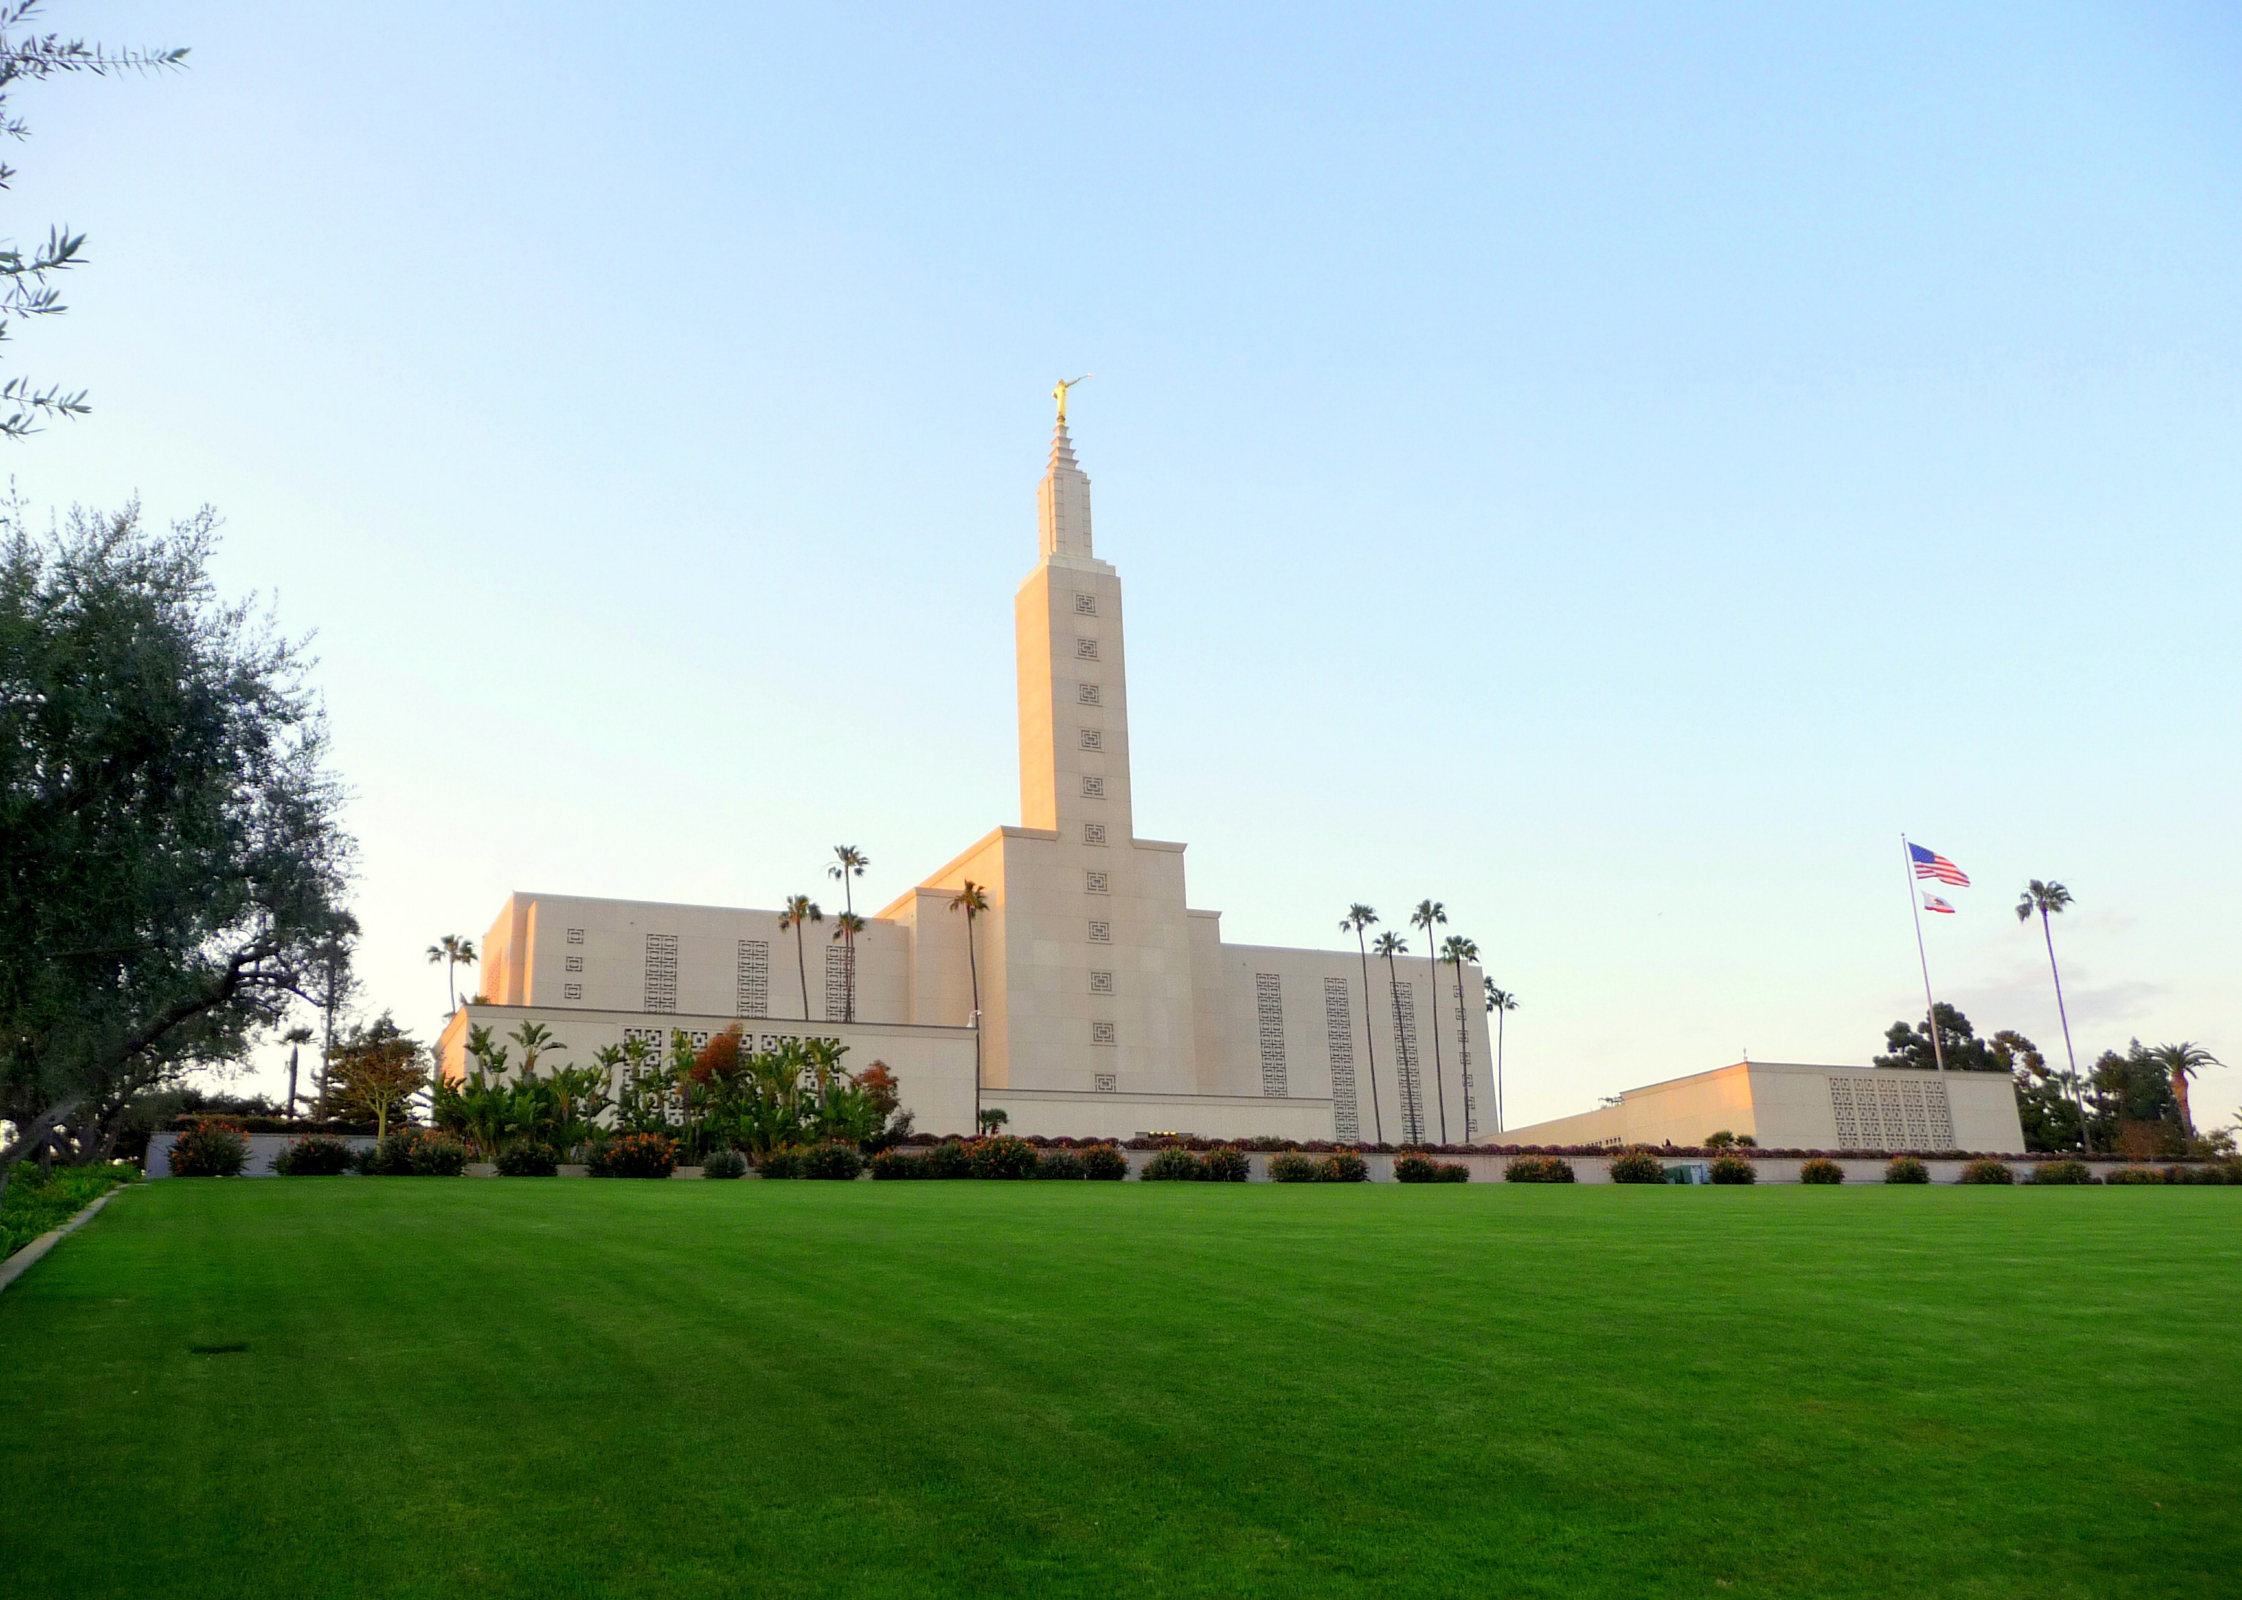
[824,944,848,1021]
[642,933,679,1014]
[1829,1076,1954,1151]
[1325,977,1358,1142]
[1074,593,1098,616]
[1091,1020,1117,1046]
[1391,979,1424,1144]
[734,939,770,1019]
[1255,972,1288,1098]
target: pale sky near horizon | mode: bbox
[13,2,2240,1133]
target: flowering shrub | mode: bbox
[2028,1159,2092,1186]
[272,1135,351,1176]
[1960,1159,2014,1185]
[1080,1144,1128,1181]
[1268,1152,1317,1183]
[1036,1149,1086,1179]
[1884,1157,1929,1184]
[869,1148,927,1180]
[800,1142,865,1180]
[1395,1154,1467,1183]
[408,1133,470,1176]
[589,1132,678,1179]
[168,1121,248,1178]
[758,1147,803,1179]
[1504,1155,1575,1184]
[497,1142,561,1177]
[1316,1152,1369,1183]
[2169,1164,2230,1185]
[701,1149,748,1180]
[1140,1147,1206,1182]
[968,1136,1039,1180]
[1709,1156,1756,1185]
[2104,1166,2165,1186]
[923,1141,972,1179]
[1798,1158,1845,1185]
[1607,1150,1665,1184]
[1202,1147,1250,1183]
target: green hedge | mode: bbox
[2,1162,136,1259]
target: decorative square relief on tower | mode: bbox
[1073,593,1098,615]
[1074,637,1099,660]
[1090,1021,1117,1046]
[1081,775,1105,798]
[1085,871,1109,894]
[566,927,584,945]
[565,956,584,973]
[1079,728,1103,751]
[563,983,583,1001]
[642,934,679,1013]
[1089,970,1114,993]
[1083,822,1107,845]
[1093,1072,1117,1093]
[1088,920,1112,943]
[1076,682,1100,705]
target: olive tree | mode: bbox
[0,500,355,1199]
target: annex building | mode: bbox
[440,400,1494,1143]
[1502,1060,2028,1153]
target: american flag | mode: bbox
[1909,843,1970,886]
[1923,894,1956,915]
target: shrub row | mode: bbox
[1393,1154,1469,1183]
[1504,1156,1576,1183]
[1267,1152,1370,1182]
[867,1140,1131,1181]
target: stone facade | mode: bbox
[439,413,1492,1142]
[1502,1060,2029,1153]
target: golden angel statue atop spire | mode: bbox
[1053,373,1090,425]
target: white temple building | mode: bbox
[440,397,1493,1143]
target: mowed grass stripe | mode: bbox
[3,1181,2237,1599]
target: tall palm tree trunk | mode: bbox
[1385,953,1419,1144]
[840,878,857,1023]
[795,924,811,1021]
[1495,1005,1505,1133]
[964,916,982,1137]
[1425,957,1448,1145]
[1452,965,1474,1141]
[2038,907,2087,1151]
[1355,934,1383,1145]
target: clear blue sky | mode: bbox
[16,2,2241,1131]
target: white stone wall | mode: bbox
[437,1003,982,1137]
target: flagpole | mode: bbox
[1900,833,1945,1072]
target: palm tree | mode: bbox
[2016,880,2088,1149]
[829,846,869,915]
[425,934,478,1013]
[1339,904,1384,1145]
[1373,931,1420,1144]
[1485,980,1517,1135]
[1411,901,1450,1143]
[1441,935,1479,1141]
[949,881,990,1137]
[282,1024,314,1118]
[829,847,869,1021]
[831,912,866,1023]
[777,895,823,1019]
[2147,1042,2222,1136]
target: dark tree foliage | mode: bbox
[2088,1041,2185,1158]
[1873,1002,2019,1073]
[0,4,187,435]
[0,501,355,1190]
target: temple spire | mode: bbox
[1037,399,1094,560]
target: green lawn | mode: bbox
[4,1181,2238,1599]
